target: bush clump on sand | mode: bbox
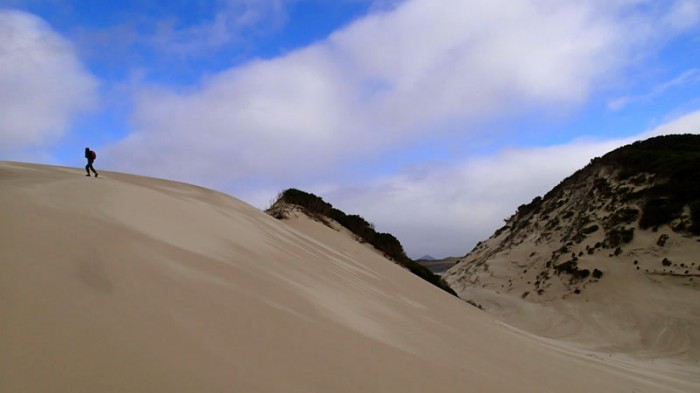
[582,224,599,235]
[516,196,543,219]
[600,135,700,234]
[608,208,640,227]
[593,177,612,197]
[690,201,700,234]
[273,188,333,218]
[554,260,591,282]
[657,234,670,247]
[640,198,684,230]
[604,227,634,248]
[269,188,458,296]
[592,269,603,279]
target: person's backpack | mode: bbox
[90,150,97,160]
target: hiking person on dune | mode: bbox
[85,147,98,177]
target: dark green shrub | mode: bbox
[599,135,700,233]
[372,232,404,260]
[516,196,543,219]
[582,225,599,234]
[657,234,669,247]
[494,225,509,237]
[608,208,640,226]
[604,227,634,248]
[334,213,376,243]
[554,260,590,281]
[593,177,612,196]
[276,188,333,217]
[640,198,683,229]
[592,269,603,279]
[629,174,647,185]
[690,201,700,235]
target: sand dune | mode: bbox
[443,158,700,368]
[1,162,698,392]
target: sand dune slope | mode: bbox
[443,156,700,366]
[1,162,697,392]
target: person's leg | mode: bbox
[85,163,91,176]
[90,162,98,177]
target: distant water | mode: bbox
[418,261,455,276]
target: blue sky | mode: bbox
[2,0,700,258]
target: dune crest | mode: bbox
[1,162,697,392]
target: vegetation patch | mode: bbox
[604,227,635,248]
[691,201,700,234]
[466,299,484,310]
[592,269,603,279]
[593,177,612,197]
[607,208,640,227]
[514,196,543,222]
[598,135,700,234]
[640,198,684,230]
[657,234,670,247]
[268,188,458,296]
[582,224,599,235]
[554,259,591,282]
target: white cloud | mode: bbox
[223,0,289,30]
[608,68,700,111]
[0,10,98,153]
[607,96,630,111]
[324,139,627,258]
[333,0,619,115]
[109,47,358,183]
[149,0,291,55]
[663,0,700,32]
[108,0,646,185]
[643,109,700,137]
[325,117,700,258]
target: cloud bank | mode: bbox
[107,0,647,183]
[0,10,98,154]
[96,0,700,256]
[324,138,629,257]
[326,114,700,258]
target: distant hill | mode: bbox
[444,134,700,360]
[415,256,461,276]
[267,188,457,296]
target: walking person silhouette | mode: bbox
[85,147,98,177]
